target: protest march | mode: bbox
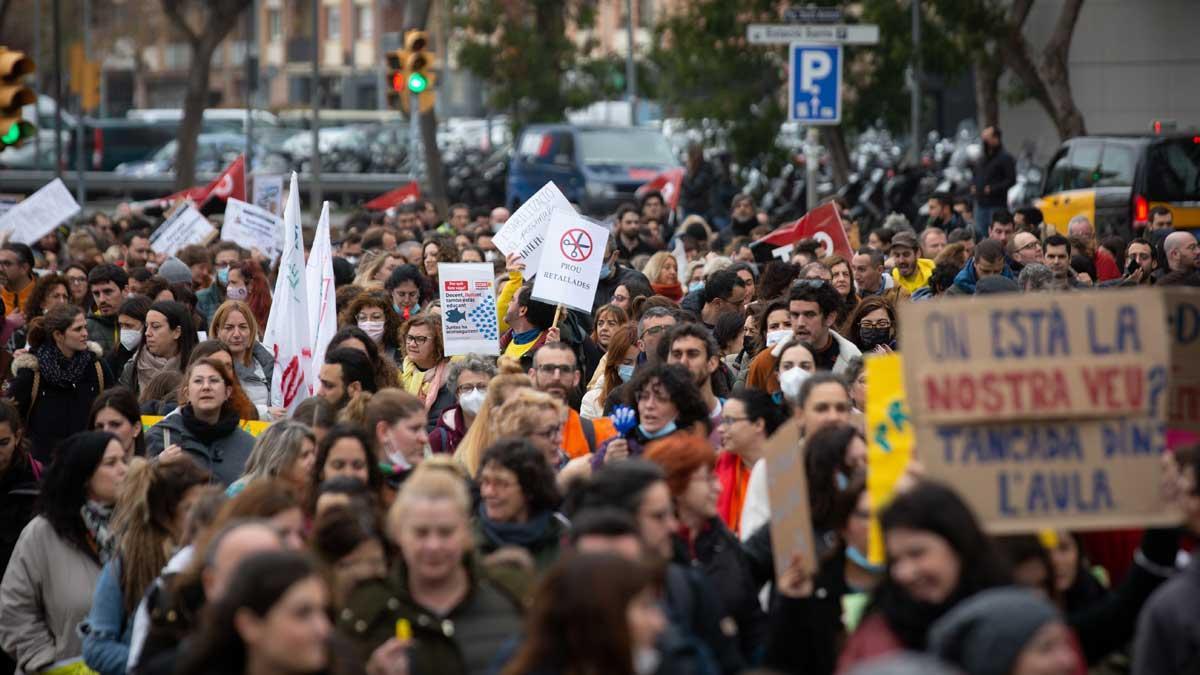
[0,156,1197,675]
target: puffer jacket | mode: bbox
[0,516,102,675]
[144,412,255,487]
[8,342,113,462]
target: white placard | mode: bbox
[0,179,80,245]
[253,174,284,215]
[438,262,501,356]
[0,194,22,218]
[223,198,284,261]
[531,208,608,313]
[149,205,217,257]
[491,182,572,275]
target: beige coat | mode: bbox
[0,516,101,674]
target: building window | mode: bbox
[639,0,655,27]
[268,9,282,41]
[356,5,373,39]
[327,6,341,39]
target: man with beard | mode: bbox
[529,342,615,460]
[745,280,861,390]
[640,191,667,225]
[615,204,656,262]
[85,263,129,354]
[889,231,934,294]
[316,347,377,410]
[971,126,1016,240]
[664,323,724,448]
[729,194,759,237]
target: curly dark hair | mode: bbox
[38,431,119,563]
[338,290,403,357]
[480,438,562,516]
[805,423,864,532]
[21,273,68,318]
[757,260,800,302]
[625,362,711,436]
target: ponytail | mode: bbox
[338,391,374,427]
[26,303,83,349]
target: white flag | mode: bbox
[262,173,312,413]
[307,201,337,376]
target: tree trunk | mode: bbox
[973,56,1001,129]
[175,41,215,190]
[999,0,1087,140]
[821,126,850,187]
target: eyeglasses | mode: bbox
[456,383,487,395]
[640,325,669,338]
[532,424,563,440]
[1017,241,1040,252]
[859,320,892,330]
[536,364,576,377]
[720,416,749,426]
[405,334,430,345]
[67,277,88,285]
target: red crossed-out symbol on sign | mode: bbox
[560,228,593,262]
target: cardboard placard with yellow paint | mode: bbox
[865,353,914,565]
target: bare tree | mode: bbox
[996,0,1087,138]
[160,0,251,189]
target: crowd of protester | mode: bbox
[0,159,1196,675]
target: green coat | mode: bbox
[338,557,523,675]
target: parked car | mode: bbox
[1037,133,1200,237]
[113,132,287,178]
[506,124,680,216]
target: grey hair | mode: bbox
[702,256,733,277]
[1017,263,1055,292]
[240,419,316,483]
[446,354,498,393]
[637,306,675,336]
[882,213,912,232]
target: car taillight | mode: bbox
[91,128,102,169]
[1133,194,1149,224]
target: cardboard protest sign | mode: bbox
[492,182,572,275]
[252,174,284,215]
[900,288,1177,534]
[530,208,608,313]
[898,288,1171,425]
[148,204,217,257]
[765,418,818,576]
[0,194,22,218]
[438,262,501,356]
[223,198,283,261]
[865,353,914,565]
[1166,288,1200,443]
[0,179,80,245]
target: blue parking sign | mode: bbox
[788,43,842,124]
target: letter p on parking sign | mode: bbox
[789,43,842,124]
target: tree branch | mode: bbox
[1044,0,1084,60]
[1010,0,1035,29]
[161,0,201,45]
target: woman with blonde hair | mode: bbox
[643,251,683,302]
[491,388,567,469]
[352,250,406,289]
[453,372,532,476]
[210,300,275,416]
[81,456,211,674]
[226,420,316,498]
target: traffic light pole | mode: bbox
[310,0,322,213]
[52,0,61,179]
[74,0,90,206]
[32,0,40,169]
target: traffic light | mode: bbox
[0,46,36,151]
[386,30,437,116]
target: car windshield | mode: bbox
[578,129,676,166]
[151,140,178,162]
[1145,138,1200,201]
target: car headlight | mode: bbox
[586,181,616,199]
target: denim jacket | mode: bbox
[82,557,133,675]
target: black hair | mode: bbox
[947,228,975,245]
[311,504,385,568]
[38,431,120,563]
[175,551,325,675]
[1016,207,1044,227]
[989,209,1013,226]
[562,459,666,518]
[384,264,428,302]
[516,282,558,330]
[974,238,1005,263]
[0,399,32,479]
[1070,254,1097,280]
[88,387,147,457]
[729,388,786,437]
[929,192,953,208]
[663,322,720,362]
[118,295,152,324]
[757,261,801,302]
[323,347,377,394]
[568,507,640,544]
[806,424,864,531]
[639,191,665,209]
[1043,234,1072,255]
[712,311,745,354]
[2,242,35,269]
[929,263,961,294]
[625,362,711,435]
[88,262,129,289]
[1148,205,1172,220]
[146,300,197,368]
[788,279,841,319]
[615,203,640,222]
[480,438,562,515]
[796,371,850,408]
[702,269,745,305]
[871,227,895,248]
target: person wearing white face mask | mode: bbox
[429,356,497,456]
[106,295,151,376]
[339,292,403,365]
[774,338,817,407]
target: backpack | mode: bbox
[580,415,596,453]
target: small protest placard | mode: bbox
[253,174,284,215]
[0,179,80,245]
[438,262,501,356]
[765,418,818,577]
[492,182,572,275]
[530,208,608,313]
[865,353,914,564]
[1166,288,1200,442]
[149,204,217,257]
[223,198,284,261]
[899,288,1177,533]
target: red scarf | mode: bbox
[652,282,683,303]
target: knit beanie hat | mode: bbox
[928,587,1061,675]
[158,257,194,286]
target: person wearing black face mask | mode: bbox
[845,297,897,354]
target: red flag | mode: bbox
[163,155,246,209]
[364,181,421,211]
[636,168,684,211]
[754,202,852,260]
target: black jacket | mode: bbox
[86,313,120,355]
[7,345,114,462]
[681,162,716,217]
[973,145,1016,208]
[594,265,649,314]
[663,562,745,675]
[0,454,38,577]
[672,518,768,663]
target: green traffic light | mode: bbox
[0,125,18,144]
[407,72,428,94]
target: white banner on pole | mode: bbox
[262,172,312,413]
[531,208,608,313]
[307,201,338,374]
[491,181,572,275]
[0,179,81,245]
[438,262,501,356]
[223,198,284,261]
[148,204,216,257]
